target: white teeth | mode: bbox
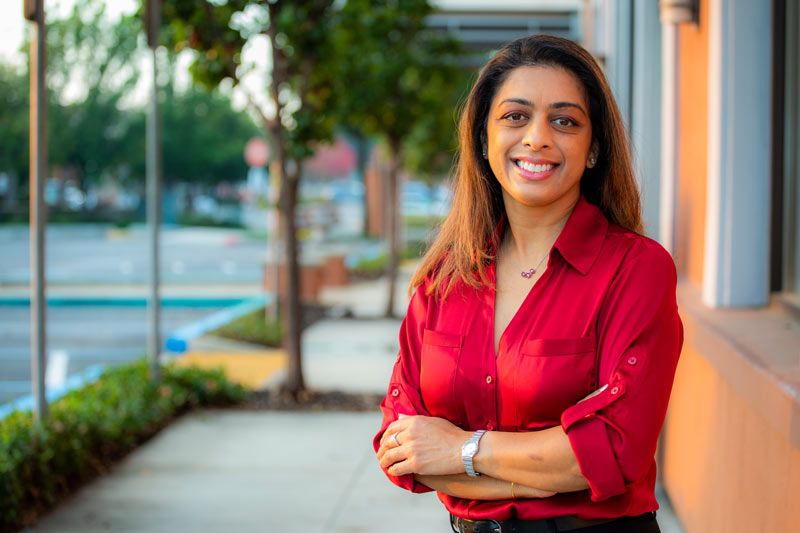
[516,160,554,173]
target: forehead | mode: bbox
[490,65,588,109]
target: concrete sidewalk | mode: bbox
[23,270,684,532]
[25,411,448,533]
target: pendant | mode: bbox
[520,268,535,279]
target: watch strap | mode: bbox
[462,429,487,477]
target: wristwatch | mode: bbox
[461,429,487,477]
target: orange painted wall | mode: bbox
[662,344,800,532]
[675,1,709,286]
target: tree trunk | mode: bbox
[266,9,304,397]
[282,161,304,395]
[384,139,401,318]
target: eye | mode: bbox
[553,117,576,127]
[502,112,526,122]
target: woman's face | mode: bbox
[485,65,596,213]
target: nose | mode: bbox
[522,116,552,151]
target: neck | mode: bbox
[502,192,579,260]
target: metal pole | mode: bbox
[26,0,48,421]
[146,0,162,381]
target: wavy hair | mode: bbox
[410,34,642,299]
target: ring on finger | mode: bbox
[391,433,400,446]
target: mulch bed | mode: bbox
[221,303,387,411]
[239,389,385,412]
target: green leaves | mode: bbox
[329,0,469,179]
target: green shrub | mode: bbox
[0,359,245,532]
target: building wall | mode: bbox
[656,1,800,531]
[662,341,800,532]
[674,0,708,287]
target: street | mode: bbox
[0,224,267,285]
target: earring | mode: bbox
[589,157,597,166]
[482,149,487,158]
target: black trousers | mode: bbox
[572,512,660,532]
[450,512,660,533]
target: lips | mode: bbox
[513,158,559,180]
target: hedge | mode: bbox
[0,359,246,532]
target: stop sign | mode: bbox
[244,138,270,168]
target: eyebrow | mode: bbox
[499,98,587,116]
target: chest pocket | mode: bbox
[420,329,464,421]
[513,337,596,429]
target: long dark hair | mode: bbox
[410,34,642,299]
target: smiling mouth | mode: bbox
[514,160,558,173]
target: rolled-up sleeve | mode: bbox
[560,243,683,502]
[373,282,433,493]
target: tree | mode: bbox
[42,1,142,193]
[162,0,340,398]
[331,0,467,317]
[122,84,260,188]
[0,63,29,210]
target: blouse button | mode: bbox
[610,386,620,395]
[627,356,638,366]
[485,375,493,384]
[486,422,494,431]
[391,388,400,397]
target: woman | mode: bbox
[374,34,683,532]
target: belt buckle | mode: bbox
[450,515,503,533]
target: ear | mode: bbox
[587,140,600,168]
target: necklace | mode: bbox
[504,236,550,279]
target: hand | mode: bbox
[377,415,469,477]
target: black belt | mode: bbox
[450,511,656,533]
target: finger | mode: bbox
[379,445,406,470]
[387,458,413,477]
[377,433,402,460]
[381,419,410,444]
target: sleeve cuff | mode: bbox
[561,384,627,501]
[373,382,433,494]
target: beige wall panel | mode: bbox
[663,347,800,532]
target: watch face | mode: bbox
[464,442,477,455]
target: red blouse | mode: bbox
[373,196,684,520]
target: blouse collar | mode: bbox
[490,195,609,276]
[552,195,609,276]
